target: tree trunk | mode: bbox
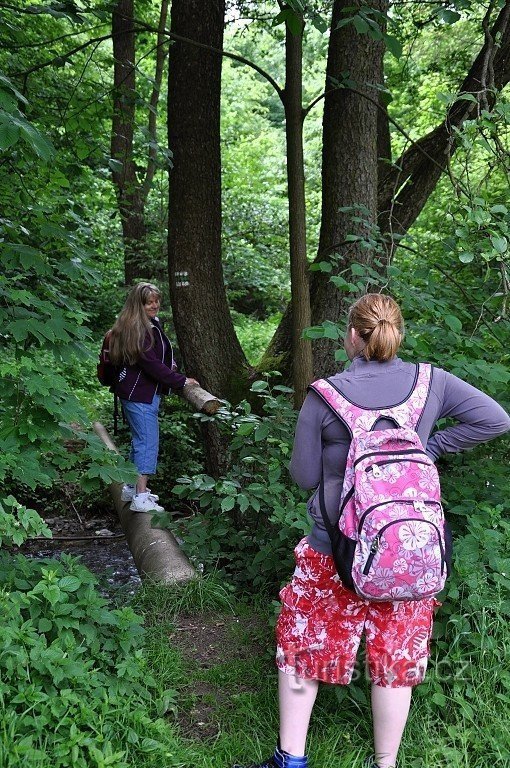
[264,0,388,380]
[111,0,170,286]
[111,0,147,285]
[142,0,170,200]
[283,10,313,407]
[167,0,247,402]
[263,0,510,382]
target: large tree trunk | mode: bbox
[264,0,510,382]
[111,0,147,285]
[282,9,313,407]
[167,0,247,402]
[264,0,388,379]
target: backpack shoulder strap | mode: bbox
[309,378,359,437]
[309,363,433,436]
[382,362,433,430]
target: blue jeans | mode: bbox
[120,394,160,475]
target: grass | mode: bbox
[131,575,510,768]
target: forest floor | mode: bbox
[169,610,268,740]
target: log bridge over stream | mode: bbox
[94,383,221,585]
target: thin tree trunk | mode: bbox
[264,0,388,380]
[283,10,313,407]
[111,0,146,285]
[111,0,170,286]
[142,0,170,200]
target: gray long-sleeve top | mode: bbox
[290,356,510,555]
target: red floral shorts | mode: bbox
[276,538,438,687]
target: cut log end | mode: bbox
[181,383,221,415]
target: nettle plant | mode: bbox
[0,463,173,766]
[158,380,309,590]
[0,550,177,767]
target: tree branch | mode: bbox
[304,82,459,182]
[162,28,284,101]
[378,0,510,234]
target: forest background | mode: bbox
[1,1,510,767]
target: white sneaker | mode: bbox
[129,492,165,513]
[121,484,159,502]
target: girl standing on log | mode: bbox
[234,293,509,768]
[108,282,198,513]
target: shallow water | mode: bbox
[25,538,141,595]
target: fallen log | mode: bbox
[181,382,222,415]
[93,422,196,584]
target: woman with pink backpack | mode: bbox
[234,293,509,768]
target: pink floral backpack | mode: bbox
[310,363,451,602]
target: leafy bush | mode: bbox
[155,380,309,591]
[0,553,178,767]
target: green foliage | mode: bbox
[155,381,308,590]
[232,312,280,365]
[0,75,54,159]
[0,76,135,510]
[0,553,177,767]
[0,496,51,547]
[336,5,403,59]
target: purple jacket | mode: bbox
[290,357,510,555]
[113,319,186,403]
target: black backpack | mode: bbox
[97,330,121,435]
[97,330,116,386]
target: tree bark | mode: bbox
[111,0,170,286]
[282,9,313,407]
[167,0,247,403]
[142,0,170,201]
[111,0,147,285]
[264,0,388,380]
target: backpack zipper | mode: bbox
[353,448,425,469]
[362,516,446,576]
[357,498,440,535]
[366,458,430,472]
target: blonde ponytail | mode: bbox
[348,294,404,362]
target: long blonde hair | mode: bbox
[348,293,404,362]
[109,283,161,365]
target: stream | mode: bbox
[24,537,141,595]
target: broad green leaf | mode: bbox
[251,380,269,392]
[384,33,402,59]
[490,236,507,254]
[108,158,123,173]
[237,422,256,436]
[352,15,369,34]
[254,423,270,442]
[439,9,461,24]
[0,120,20,150]
[221,496,235,512]
[445,315,462,333]
[58,576,82,592]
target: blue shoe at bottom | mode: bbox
[232,760,277,768]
